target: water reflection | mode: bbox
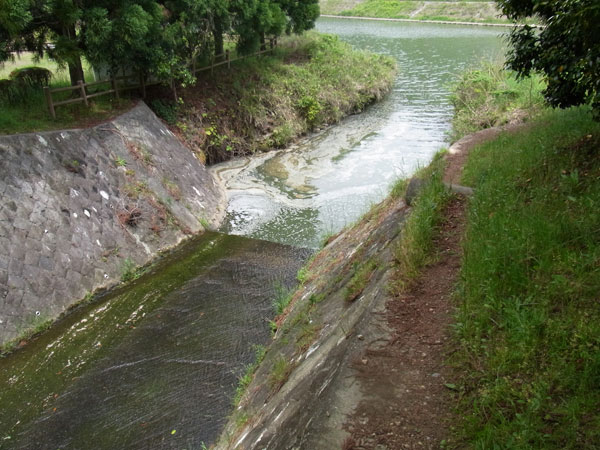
[214,18,505,248]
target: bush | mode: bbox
[9,66,52,87]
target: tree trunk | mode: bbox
[63,25,85,86]
[213,16,224,57]
[260,32,266,51]
[68,58,85,86]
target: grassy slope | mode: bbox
[321,0,510,24]
[451,67,600,447]
[166,32,396,164]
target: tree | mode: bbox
[0,0,87,85]
[498,0,600,117]
[276,0,319,34]
[0,0,32,62]
[84,1,166,81]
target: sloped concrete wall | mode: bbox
[0,102,226,345]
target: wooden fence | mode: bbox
[44,38,277,119]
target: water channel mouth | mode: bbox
[214,17,505,249]
[0,232,310,449]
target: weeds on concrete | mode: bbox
[269,356,293,391]
[344,258,378,302]
[233,344,267,406]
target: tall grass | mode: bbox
[393,152,450,289]
[450,62,545,141]
[453,106,600,448]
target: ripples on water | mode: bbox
[215,18,505,249]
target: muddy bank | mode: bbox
[0,102,225,347]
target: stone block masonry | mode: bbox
[0,102,226,346]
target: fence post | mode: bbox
[111,77,120,101]
[78,80,88,106]
[226,49,230,69]
[270,38,274,50]
[171,79,178,102]
[44,86,56,119]
[139,73,146,98]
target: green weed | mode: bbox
[272,283,294,315]
[233,344,267,406]
[345,259,378,302]
[269,356,293,391]
[453,106,600,448]
[120,258,137,282]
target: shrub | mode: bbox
[9,67,52,87]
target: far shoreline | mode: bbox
[320,14,539,28]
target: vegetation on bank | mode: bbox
[0,33,395,153]
[391,152,450,289]
[165,32,396,164]
[454,106,600,448]
[321,0,513,24]
[0,54,134,135]
[450,62,545,141]
[446,60,600,447]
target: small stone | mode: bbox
[357,334,364,340]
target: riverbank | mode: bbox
[155,32,396,164]
[453,106,600,447]
[320,0,516,25]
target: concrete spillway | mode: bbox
[0,232,310,449]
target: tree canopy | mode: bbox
[0,0,320,86]
[498,0,600,117]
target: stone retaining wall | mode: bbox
[0,102,225,346]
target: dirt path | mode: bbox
[342,196,466,449]
[340,124,520,449]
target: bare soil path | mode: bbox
[343,196,466,450]
[341,125,521,449]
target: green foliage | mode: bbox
[233,344,267,406]
[393,154,449,286]
[150,98,178,123]
[297,95,322,128]
[269,356,292,390]
[120,258,138,282]
[272,283,294,315]
[345,259,377,302]
[454,107,600,447]
[499,0,600,118]
[9,66,52,86]
[450,62,544,140]
[1,0,319,89]
[339,0,418,18]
